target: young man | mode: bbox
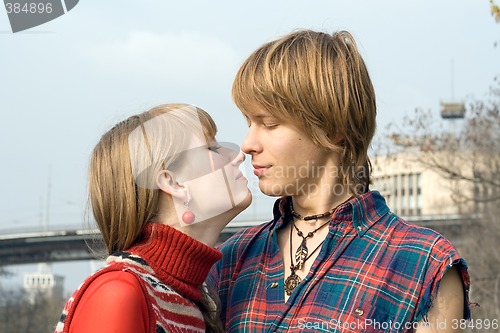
[208,29,472,332]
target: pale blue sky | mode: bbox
[1,0,498,292]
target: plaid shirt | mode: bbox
[208,191,471,333]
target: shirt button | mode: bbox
[269,282,279,288]
[355,308,364,316]
[357,226,363,231]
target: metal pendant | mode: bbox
[294,240,308,270]
[284,272,301,296]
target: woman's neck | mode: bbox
[156,213,226,247]
[155,194,237,247]
[172,219,226,247]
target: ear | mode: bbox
[156,170,189,202]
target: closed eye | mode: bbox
[208,145,222,153]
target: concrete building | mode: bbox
[371,150,479,218]
[24,263,64,303]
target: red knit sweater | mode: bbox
[55,223,222,333]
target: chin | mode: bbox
[240,190,253,209]
[229,190,253,217]
[259,183,287,197]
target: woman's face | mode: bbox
[128,105,251,226]
[171,133,251,226]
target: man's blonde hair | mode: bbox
[232,29,376,194]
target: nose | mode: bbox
[241,126,260,155]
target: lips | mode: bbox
[252,164,269,177]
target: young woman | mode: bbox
[55,104,251,333]
[208,30,473,332]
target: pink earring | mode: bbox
[182,201,195,224]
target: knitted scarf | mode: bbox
[55,223,222,333]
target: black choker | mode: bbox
[291,208,335,221]
[290,196,353,221]
[284,197,353,296]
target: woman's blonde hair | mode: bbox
[88,104,224,332]
[88,104,217,255]
[232,29,377,194]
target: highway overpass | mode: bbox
[0,215,475,266]
[0,220,264,266]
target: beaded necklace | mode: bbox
[284,197,352,296]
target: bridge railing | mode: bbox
[0,218,269,239]
[0,214,479,266]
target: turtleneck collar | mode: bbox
[128,222,222,302]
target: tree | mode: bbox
[384,77,500,332]
[0,285,66,333]
[0,267,12,277]
[387,80,499,205]
[492,0,500,23]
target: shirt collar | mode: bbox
[270,191,390,237]
[349,191,390,236]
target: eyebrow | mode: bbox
[245,111,277,119]
[242,106,269,117]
